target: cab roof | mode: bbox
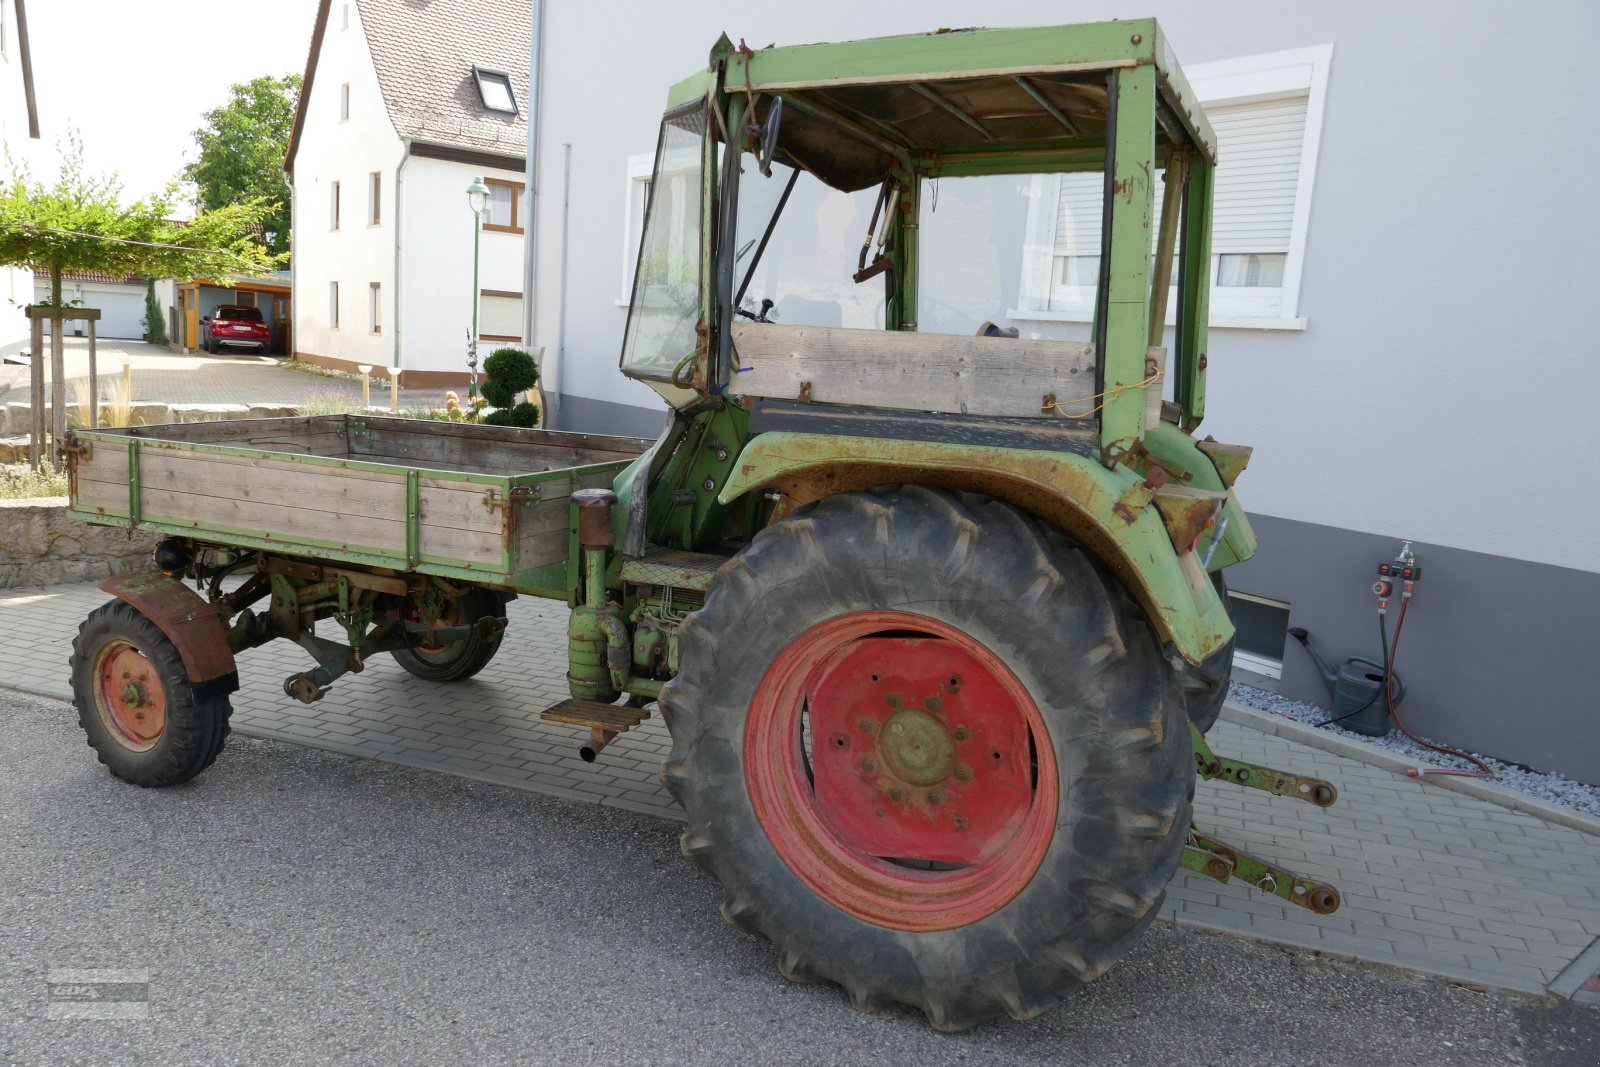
[684,19,1214,193]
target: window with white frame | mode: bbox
[1012,45,1331,331]
[330,181,341,230]
[369,283,381,334]
[329,281,340,329]
[618,152,653,304]
[340,82,350,122]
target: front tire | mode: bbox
[70,600,233,787]
[659,487,1190,1030]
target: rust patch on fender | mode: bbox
[99,571,237,684]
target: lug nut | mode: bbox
[954,765,973,782]
[928,792,943,806]
[953,726,970,741]
[890,787,907,803]
[862,758,877,772]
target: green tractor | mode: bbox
[66,18,1342,1031]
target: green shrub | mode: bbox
[482,401,539,428]
[483,347,538,392]
[0,463,69,499]
[480,376,516,409]
[142,280,168,346]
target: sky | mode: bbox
[19,0,323,209]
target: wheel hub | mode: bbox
[806,636,1038,866]
[94,642,167,748]
[877,707,954,787]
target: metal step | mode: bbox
[540,699,650,733]
[620,547,730,593]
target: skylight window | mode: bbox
[473,67,518,116]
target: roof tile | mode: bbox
[356,0,530,160]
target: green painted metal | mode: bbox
[404,469,420,568]
[1099,65,1158,459]
[1140,423,1258,572]
[731,20,1155,94]
[1191,724,1338,807]
[718,430,1234,664]
[1184,830,1342,914]
[1177,157,1214,429]
[126,439,141,523]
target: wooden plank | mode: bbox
[118,416,351,451]
[353,421,646,475]
[349,415,650,457]
[75,474,131,513]
[133,485,407,553]
[417,523,506,566]
[516,469,614,572]
[731,322,1098,416]
[126,447,407,518]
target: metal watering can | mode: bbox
[1288,628,1405,737]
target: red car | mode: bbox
[202,305,271,353]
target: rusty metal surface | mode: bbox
[620,548,731,593]
[1196,437,1252,488]
[572,488,618,549]
[98,572,237,684]
[1149,485,1227,554]
[540,699,651,732]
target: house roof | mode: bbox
[285,0,529,173]
[37,270,149,286]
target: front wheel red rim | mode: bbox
[744,611,1059,931]
[93,640,167,751]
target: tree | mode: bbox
[185,74,300,256]
[142,279,167,346]
[0,133,279,313]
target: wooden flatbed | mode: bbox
[67,415,651,592]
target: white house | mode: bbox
[0,0,41,352]
[286,0,531,387]
[285,1,1599,782]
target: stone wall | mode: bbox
[0,498,159,588]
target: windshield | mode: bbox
[731,154,885,331]
[620,105,707,382]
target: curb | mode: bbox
[1220,702,1600,839]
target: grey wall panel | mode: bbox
[1230,513,1600,784]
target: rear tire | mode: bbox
[388,588,508,682]
[659,486,1190,1030]
[70,599,233,787]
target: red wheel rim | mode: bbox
[93,640,167,751]
[745,611,1059,931]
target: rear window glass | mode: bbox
[217,307,264,321]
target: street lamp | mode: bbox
[466,176,490,400]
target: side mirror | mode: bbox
[754,96,783,178]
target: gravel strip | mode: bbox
[1228,681,1600,817]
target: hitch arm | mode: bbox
[1183,829,1342,915]
[1192,724,1338,807]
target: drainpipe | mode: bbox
[556,141,571,430]
[393,139,411,371]
[521,0,551,424]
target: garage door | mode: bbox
[35,284,149,339]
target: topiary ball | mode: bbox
[483,347,539,392]
[483,402,538,428]
[480,376,516,409]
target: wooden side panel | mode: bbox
[72,436,131,515]
[349,418,648,476]
[515,468,618,572]
[118,416,353,456]
[124,446,408,555]
[732,322,1098,416]
[417,477,510,567]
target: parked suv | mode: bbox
[202,305,270,353]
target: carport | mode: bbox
[175,273,292,354]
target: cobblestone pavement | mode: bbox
[3,578,1597,1005]
[0,338,450,409]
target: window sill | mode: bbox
[1005,308,1308,331]
[483,224,525,236]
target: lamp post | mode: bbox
[466,176,490,401]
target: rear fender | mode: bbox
[99,572,240,692]
[718,432,1233,665]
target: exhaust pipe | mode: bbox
[580,727,617,763]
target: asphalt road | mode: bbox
[2,690,1595,1066]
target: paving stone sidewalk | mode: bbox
[2,578,1597,1003]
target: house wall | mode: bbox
[516,0,1600,780]
[395,155,526,378]
[291,0,399,370]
